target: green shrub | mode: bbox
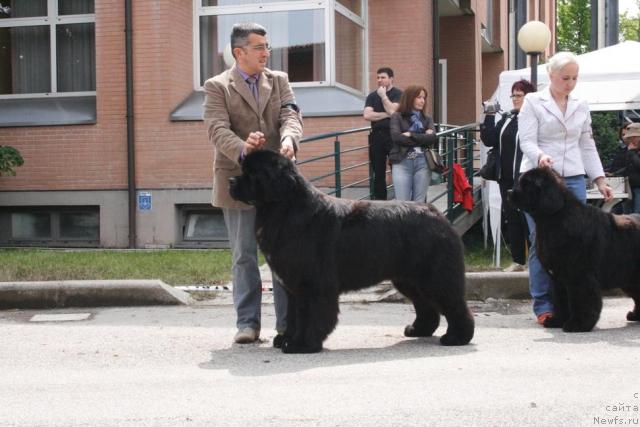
[591,111,620,167]
[0,146,24,176]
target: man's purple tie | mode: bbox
[246,76,259,102]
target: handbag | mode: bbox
[425,148,446,174]
[479,148,498,181]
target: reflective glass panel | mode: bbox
[184,212,228,240]
[11,213,51,239]
[337,0,362,16]
[60,212,99,239]
[58,0,94,15]
[0,26,51,94]
[200,9,325,84]
[0,1,47,19]
[335,12,363,92]
[56,23,96,91]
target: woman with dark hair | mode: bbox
[389,85,437,202]
[480,79,536,271]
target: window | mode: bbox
[176,205,229,248]
[0,0,95,97]
[196,0,366,94]
[1,206,100,247]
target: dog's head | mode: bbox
[510,167,568,217]
[229,150,302,206]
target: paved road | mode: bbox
[1,298,639,426]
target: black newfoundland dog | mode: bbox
[229,150,474,353]
[511,167,640,332]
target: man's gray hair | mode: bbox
[230,22,267,57]
[546,51,579,74]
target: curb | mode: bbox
[0,280,192,310]
[465,271,530,301]
[0,272,530,310]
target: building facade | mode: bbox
[0,0,555,248]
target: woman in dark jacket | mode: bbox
[480,79,535,268]
[389,85,437,202]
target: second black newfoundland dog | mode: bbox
[229,150,474,353]
[511,167,640,332]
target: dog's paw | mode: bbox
[273,334,285,348]
[562,319,594,333]
[626,311,640,322]
[404,324,434,338]
[281,339,322,354]
[542,315,564,328]
[439,333,470,346]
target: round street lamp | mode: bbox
[517,21,551,90]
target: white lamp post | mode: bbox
[517,21,551,90]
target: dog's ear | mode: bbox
[513,171,542,214]
[536,168,566,215]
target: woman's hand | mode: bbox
[594,177,613,202]
[426,129,435,135]
[402,132,411,137]
[538,154,553,168]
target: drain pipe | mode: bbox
[432,0,440,124]
[125,0,136,248]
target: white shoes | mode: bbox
[503,263,527,272]
[234,327,260,344]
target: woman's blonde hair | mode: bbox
[546,51,579,74]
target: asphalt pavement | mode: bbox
[1,297,639,426]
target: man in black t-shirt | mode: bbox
[363,67,402,200]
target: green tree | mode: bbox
[591,112,620,167]
[556,0,591,54]
[0,146,24,176]
[619,0,640,41]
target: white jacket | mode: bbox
[518,87,604,181]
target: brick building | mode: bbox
[0,0,555,248]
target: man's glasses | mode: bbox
[243,44,272,53]
[510,94,524,99]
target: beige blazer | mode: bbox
[203,66,303,209]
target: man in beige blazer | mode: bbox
[203,23,303,345]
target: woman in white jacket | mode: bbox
[518,51,613,325]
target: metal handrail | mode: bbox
[300,126,370,143]
[297,122,481,220]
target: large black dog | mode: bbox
[229,150,474,353]
[511,167,640,332]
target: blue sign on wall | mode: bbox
[138,191,152,211]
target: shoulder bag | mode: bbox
[425,148,446,174]
[479,148,498,181]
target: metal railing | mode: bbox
[298,122,480,221]
[435,122,481,220]
[298,126,371,198]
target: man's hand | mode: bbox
[244,131,266,155]
[280,136,296,160]
[376,86,387,99]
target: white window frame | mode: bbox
[0,0,96,99]
[193,0,367,94]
